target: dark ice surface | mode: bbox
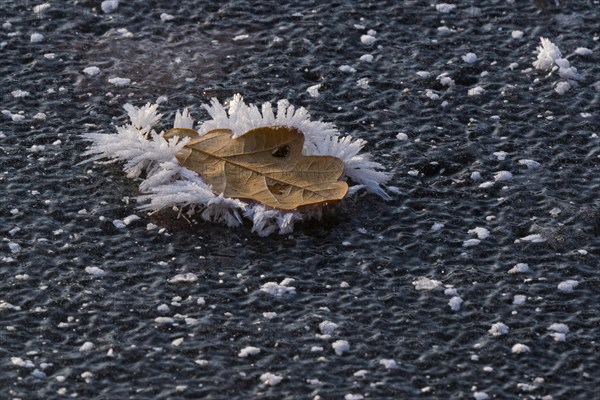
[1,1,599,399]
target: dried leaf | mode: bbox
[163,126,348,210]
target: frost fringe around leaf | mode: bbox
[82,95,390,236]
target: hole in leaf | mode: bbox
[267,182,289,196]
[271,145,290,158]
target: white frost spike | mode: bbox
[174,108,194,129]
[123,103,162,132]
[533,37,562,71]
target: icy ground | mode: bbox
[1,1,599,399]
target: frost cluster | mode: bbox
[83,95,390,236]
[533,37,583,95]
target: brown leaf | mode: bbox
[163,126,348,210]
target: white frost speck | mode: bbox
[154,317,174,324]
[508,263,529,274]
[518,159,541,169]
[548,323,569,334]
[233,34,249,41]
[85,266,106,276]
[31,369,46,379]
[493,151,508,161]
[513,295,526,305]
[468,227,490,240]
[574,47,592,56]
[123,214,140,225]
[512,343,531,354]
[439,76,455,87]
[557,280,578,293]
[554,81,571,95]
[448,296,463,311]
[468,86,485,96]
[425,90,439,100]
[359,54,373,62]
[339,65,356,73]
[319,320,339,335]
[412,277,442,290]
[493,171,513,181]
[435,3,456,13]
[353,370,368,378]
[462,52,477,64]
[33,3,51,14]
[108,77,131,87]
[462,238,480,247]
[171,337,184,346]
[379,359,397,369]
[511,30,523,39]
[345,395,364,400]
[360,35,376,45]
[260,372,282,386]
[473,392,490,400]
[416,71,431,79]
[332,340,350,355]
[517,234,545,243]
[238,346,261,358]
[306,84,321,98]
[83,66,101,76]
[30,33,44,43]
[33,112,47,120]
[489,322,509,336]
[356,78,369,89]
[79,342,94,352]
[396,132,408,141]
[112,219,126,229]
[160,13,175,22]
[12,90,30,98]
[444,287,458,296]
[260,279,296,296]
[157,304,169,312]
[101,0,119,14]
[168,273,198,284]
[10,357,32,367]
[263,312,276,319]
[8,242,21,253]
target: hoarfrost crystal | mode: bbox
[83,95,389,236]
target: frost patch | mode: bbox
[108,77,131,87]
[412,277,441,290]
[85,266,106,276]
[557,280,578,293]
[168,273,198,284]
[515,234,545,243]
[238,346,261,358]
[319,320,339,335]
[260,372,282,386]
[332,340,350,355]
[511,343,531,354]
[489,322,509,336]
[448,296,463,311]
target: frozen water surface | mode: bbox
[1,0,599,399]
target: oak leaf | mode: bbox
[163,126,348,210]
